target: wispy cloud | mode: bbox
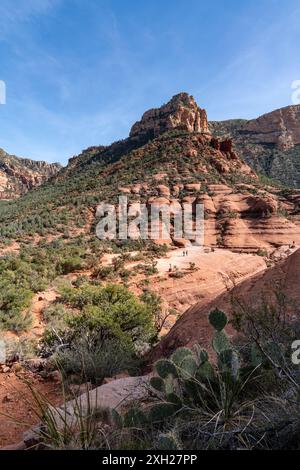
[0,0,60,39]
[0,1,299,163]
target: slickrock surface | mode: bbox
[150,248,300,360]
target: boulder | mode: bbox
[157,185,171,197]
[185,183,201,191]
[50,375,151,430]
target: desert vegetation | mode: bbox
[19,302,300,451]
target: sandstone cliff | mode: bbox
[0,149,61,199]
[241,105,300,150]
[130,92,210,139]
[210,105,300,188]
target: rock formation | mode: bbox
[241,105,300,150]
[2,93,300,252]
[130,92,211,139]
[150,248,300,360]
[210,105,300,188]
[0,149,61,198]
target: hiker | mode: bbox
[183,251,185,257]
[186,250,189,257]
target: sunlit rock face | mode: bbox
[130,92,211,139]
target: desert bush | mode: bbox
[58,256,86,274]
[0,282,33,332]
[63,284,155,348]
[54,335,137,385]
[92,266,116,280]
[231,291,300,391]
[256,248,268,257]
[42,303,68,330]
[42,283,156,365]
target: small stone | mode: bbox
[47,370,62,383]
[11,362,22,373]
[23,426,42,449]
[2,394,13,403]
[24,358,46,372]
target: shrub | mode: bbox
[256,248,268,257]
[59,256,85,274]
[55,336,137,385]
[43,283,156,360]
[92,266,116,280]
[42,303,68,329]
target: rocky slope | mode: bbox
[0,149,61,199]
[210,105,300,188]
[151,247,300,360]
[0,93,299,252]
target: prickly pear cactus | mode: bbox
[123,407,148,427]
[212,330,230,354]
[218,348,240,380]
[131,309,255,429]
[171,347,193,366]
[192,344,208,363]
[150,376,165,393]
[157,431,182,450]
[197,360,215,380]
[148,402,180,422]
[209,308,228,331]
[155,359,178,378]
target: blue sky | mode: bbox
[0,0,299,165]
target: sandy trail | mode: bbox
[29,288,59,339]
[156,246,211,272]
[147,248,269,330]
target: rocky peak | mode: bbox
[130,92,211,139]
[241,105,300,150]
[0,149,62,199]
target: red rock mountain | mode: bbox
[241,105,300,150]
[0,148,61,199]
[130,92,210,139]
[210,105,300,188]
[1,93,300,252]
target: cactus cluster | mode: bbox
[148,309,261,420]
[113,309,262,430]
